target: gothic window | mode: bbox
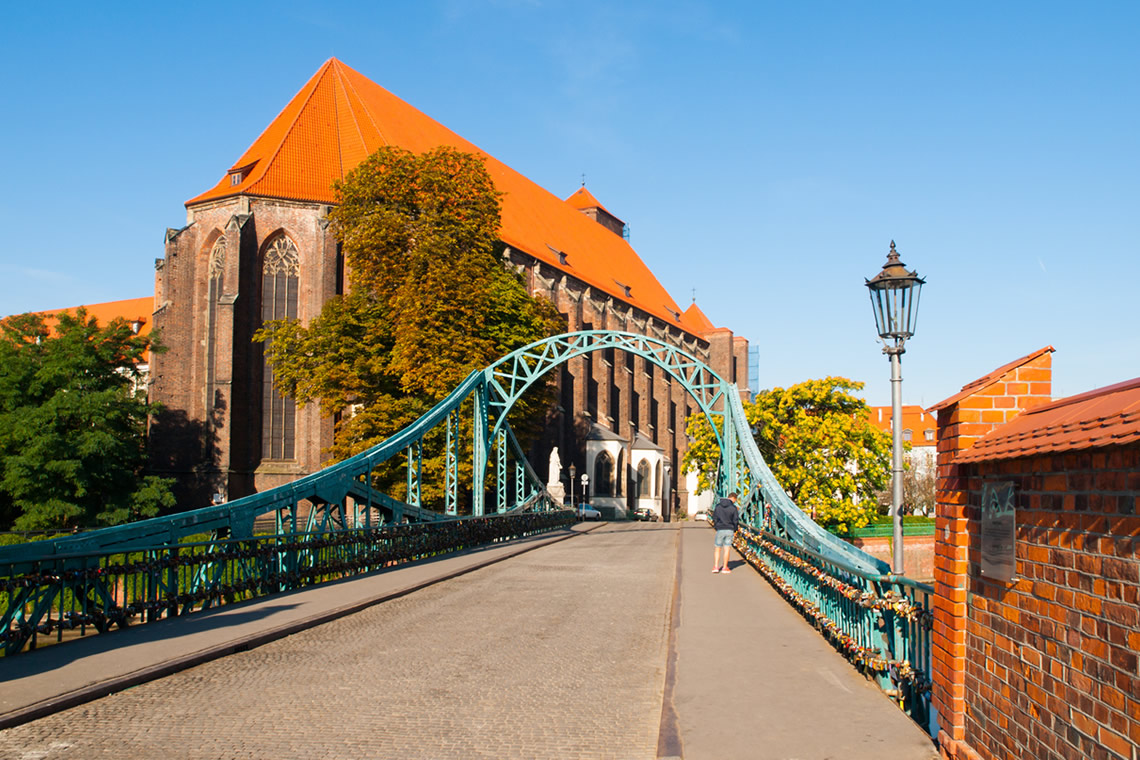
[635,460,651,500]
[594,451,613,497]
[615,449,624,498]
[655,460,662,498]
[261,235,299,460]
[205,236,225,410]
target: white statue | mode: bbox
[547,447,562,486]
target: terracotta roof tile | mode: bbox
[928,346,1055,412]
[957,377,1140,462]
[16,297,155,361]
[188,59,699,337]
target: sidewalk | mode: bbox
[0,523,596,729]
[669,522,939,760]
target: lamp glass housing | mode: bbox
[866,242,925,344]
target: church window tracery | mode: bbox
[594,451,613,497]
[260,235,299,460]
[205,236,225,413]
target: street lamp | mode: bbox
[866,241,925,575]
[568,464,576,508]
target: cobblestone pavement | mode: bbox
[0,523,678,760]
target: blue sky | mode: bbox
[1,1,1136,407]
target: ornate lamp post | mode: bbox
[866,241,925,575]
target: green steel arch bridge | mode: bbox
[0,330,935,734]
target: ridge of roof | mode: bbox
[956,376,1140,462]
[186,58,700,339]
[928,346,1054,412]
[1013,376,1140,418]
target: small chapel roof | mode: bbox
[565,186,620,220]
[682,302,716,333]
[631,432,664,452]
[188,58,701,337]
[586,423,626,442]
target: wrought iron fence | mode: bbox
[1,510,574,658]
[734,525,934,732]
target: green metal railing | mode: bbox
[734,521,934,731]
[1,511,573,656]
[717,389,935,733]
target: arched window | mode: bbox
[635,460,651,500]
[655,460,662,499]
[594,451,613,497]
[903,428,913,442]
[615,450,624,498]
[205,235,225,412]
[261,235,299,460]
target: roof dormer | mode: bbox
[566,186,626,238]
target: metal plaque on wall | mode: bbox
[980,481,1017,582]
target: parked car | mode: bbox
[576,503,602,521]
[693,510,710,522]
[633,506,660,522]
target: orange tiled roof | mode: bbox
[682,302,716,333]
[956,377,1140,462]
[867,405,937,446]
[189,58,699,336]
[928,346,1055,412]
[565,186,617,218]
[16,297,155,361]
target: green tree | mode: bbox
[682,377,891,533]
[0,310,176,530]
[257,146,563,506]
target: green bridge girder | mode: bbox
[0,330,887,576]
[1,330,936,731]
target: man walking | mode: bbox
[711,492,739,573]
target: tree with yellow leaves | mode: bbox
[682,377,891,533]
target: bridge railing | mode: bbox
[0,510,573,657]
[721,387,935,733]
[734,524,934,731]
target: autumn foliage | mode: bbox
[682,377,891,533]
[257,147,562,507]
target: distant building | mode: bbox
[149,58,750,515]
[866,405,937,478]
[16,298,154,395]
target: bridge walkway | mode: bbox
[1,522,938,759]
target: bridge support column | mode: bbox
[473,385,488,516]
[445,410,459,515]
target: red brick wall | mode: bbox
[932,351,1052,754]
[956,448,1140,760]
[934,351,1140,759]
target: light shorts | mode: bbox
[714,529,734,547]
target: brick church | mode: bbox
[150,58,749,516]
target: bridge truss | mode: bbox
[0,330,934,733]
